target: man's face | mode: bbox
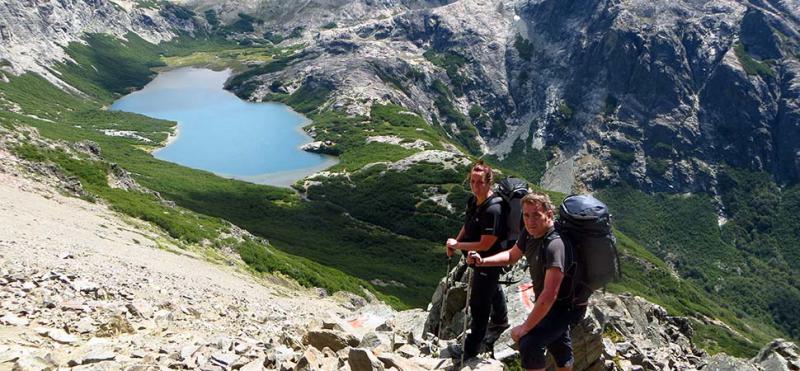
[469,170,490,196]
[522,202,554,237]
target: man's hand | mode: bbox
[466,251,483,266]
[446,238,459,257]
[511,324,528,343]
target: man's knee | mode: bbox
[549,332,574,369]
[553,354,574,369]
[518,315,573,370]
[518,335,548,370]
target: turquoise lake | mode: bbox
[110,68,336,187]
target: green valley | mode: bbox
[0,30,794,358]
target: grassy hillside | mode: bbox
[1,80,407,307]
[608,227,780,356]
[0,34,428,308]
[0,30,793,356]
[599,184,798,353]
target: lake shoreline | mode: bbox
[111,67,338,189]
[153,124,181,154]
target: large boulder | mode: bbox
[303,329,360,352]
[705,353,760,371]
[348,348,384,371]
[425,260,705,370]
[752,339,800,371]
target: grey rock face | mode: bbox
[424,259,798,371]
[44,328,79,344]
[217,0,800,193]
[752,339,800,371]
[0,314,29,326]
[507,0,800,192]
[82,349,116,365]
[706,353,761,371]
[0,0,195,89]
[294,347,323,371]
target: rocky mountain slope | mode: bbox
[1,135,798,370]
[211,0,800,344]
[0,0,798,366]
[217,0,800,194]
[427,258,800,371]
[0,135,457,371]
[0,0,201,90]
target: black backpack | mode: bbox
[555,194,621,304]
[489,177,529,248]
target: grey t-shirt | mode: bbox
[517,227,569,300]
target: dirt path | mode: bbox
[0,147,353,369]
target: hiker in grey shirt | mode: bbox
[468,192,580,371]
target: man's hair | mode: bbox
[521,192,555,213]
[470,159,494,184]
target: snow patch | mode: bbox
[386,150,471,172]
[366,135,431,150]
[100,130,152,143]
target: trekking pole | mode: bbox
[438,256,452,338]
[461,263,474,369]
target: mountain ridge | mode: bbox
[0,0,798,366]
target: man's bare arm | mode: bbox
[469,244,524,266]
[522,267,563,331]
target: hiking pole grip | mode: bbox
[466,251,480,268]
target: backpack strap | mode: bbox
[482,195,504,209]
[541,230,579,305]
[483,196,514,249]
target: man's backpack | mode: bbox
[555,194,620,304]
[491,177,529,248]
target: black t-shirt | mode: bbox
[517,227,573,304]
[462,195,506,258]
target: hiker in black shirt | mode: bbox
[445,161,509,361]
[467,192,579,371]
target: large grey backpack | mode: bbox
[556,194,620,303]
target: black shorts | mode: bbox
[518,306,584,369]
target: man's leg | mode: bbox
[518,308,571,371]
[518,333,549,371]
[547,319,574,371]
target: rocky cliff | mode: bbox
[0,0,199,90]
[219,0,800,194]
